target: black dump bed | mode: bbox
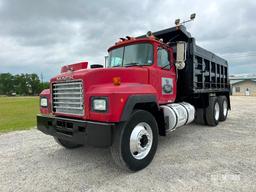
[152,26,230,100]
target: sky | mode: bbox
[0,0,256,81]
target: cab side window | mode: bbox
[157,48,170,69]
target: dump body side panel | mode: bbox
[193,42,229,93]
[176,38,229,99]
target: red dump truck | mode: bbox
[37,25,230,171]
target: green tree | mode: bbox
[27,73,40,95]
[0,73,15,95]
[0,73,49,96]
[39,82,49,93]
[15,74,29,95]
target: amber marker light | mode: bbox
[113,77,121,86]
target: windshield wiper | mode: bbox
[125,62,142,67]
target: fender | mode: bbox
[120,94,159,121]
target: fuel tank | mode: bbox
[160,102,195,133]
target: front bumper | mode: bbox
[37,115,114,147]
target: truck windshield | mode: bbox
[108,43,153,67]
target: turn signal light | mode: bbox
[113,77,121,86]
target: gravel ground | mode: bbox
[0,96,256,192]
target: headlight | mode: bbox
[92,98,108,112]
[40,98,48,107]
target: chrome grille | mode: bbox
[52,80,84,115]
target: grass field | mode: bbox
[0,97,39,133]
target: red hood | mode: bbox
[51,67,149,89]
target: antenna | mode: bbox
[175,13,196,26]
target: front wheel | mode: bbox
[111,110,158,171]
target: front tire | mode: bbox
[54,137,82,149]
[111,110,158,171]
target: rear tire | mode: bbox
[218,96,228,121]
[195,108,206,125]
[54,137,82,149]
[111,110,158,172]
[205,96,220,126]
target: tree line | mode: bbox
[0,73,49,96]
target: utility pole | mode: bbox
[40,72,44,83]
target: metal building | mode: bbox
[230,76,256,96]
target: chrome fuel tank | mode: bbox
[160,102,195,133]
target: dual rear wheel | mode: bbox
[195,96,228,126]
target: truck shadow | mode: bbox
[157,122,208,146]
[49,123,208,176]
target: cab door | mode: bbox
[149,46,176,104]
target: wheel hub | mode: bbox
[140,135,148,148]
[223,100,228,116]
[214,102,220,121]
[130,122,153,160]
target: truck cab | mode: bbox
[107,37,177,104]
[37,26,230,171]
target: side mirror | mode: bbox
[175,41,187,70]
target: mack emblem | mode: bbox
[56,75,73,81]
